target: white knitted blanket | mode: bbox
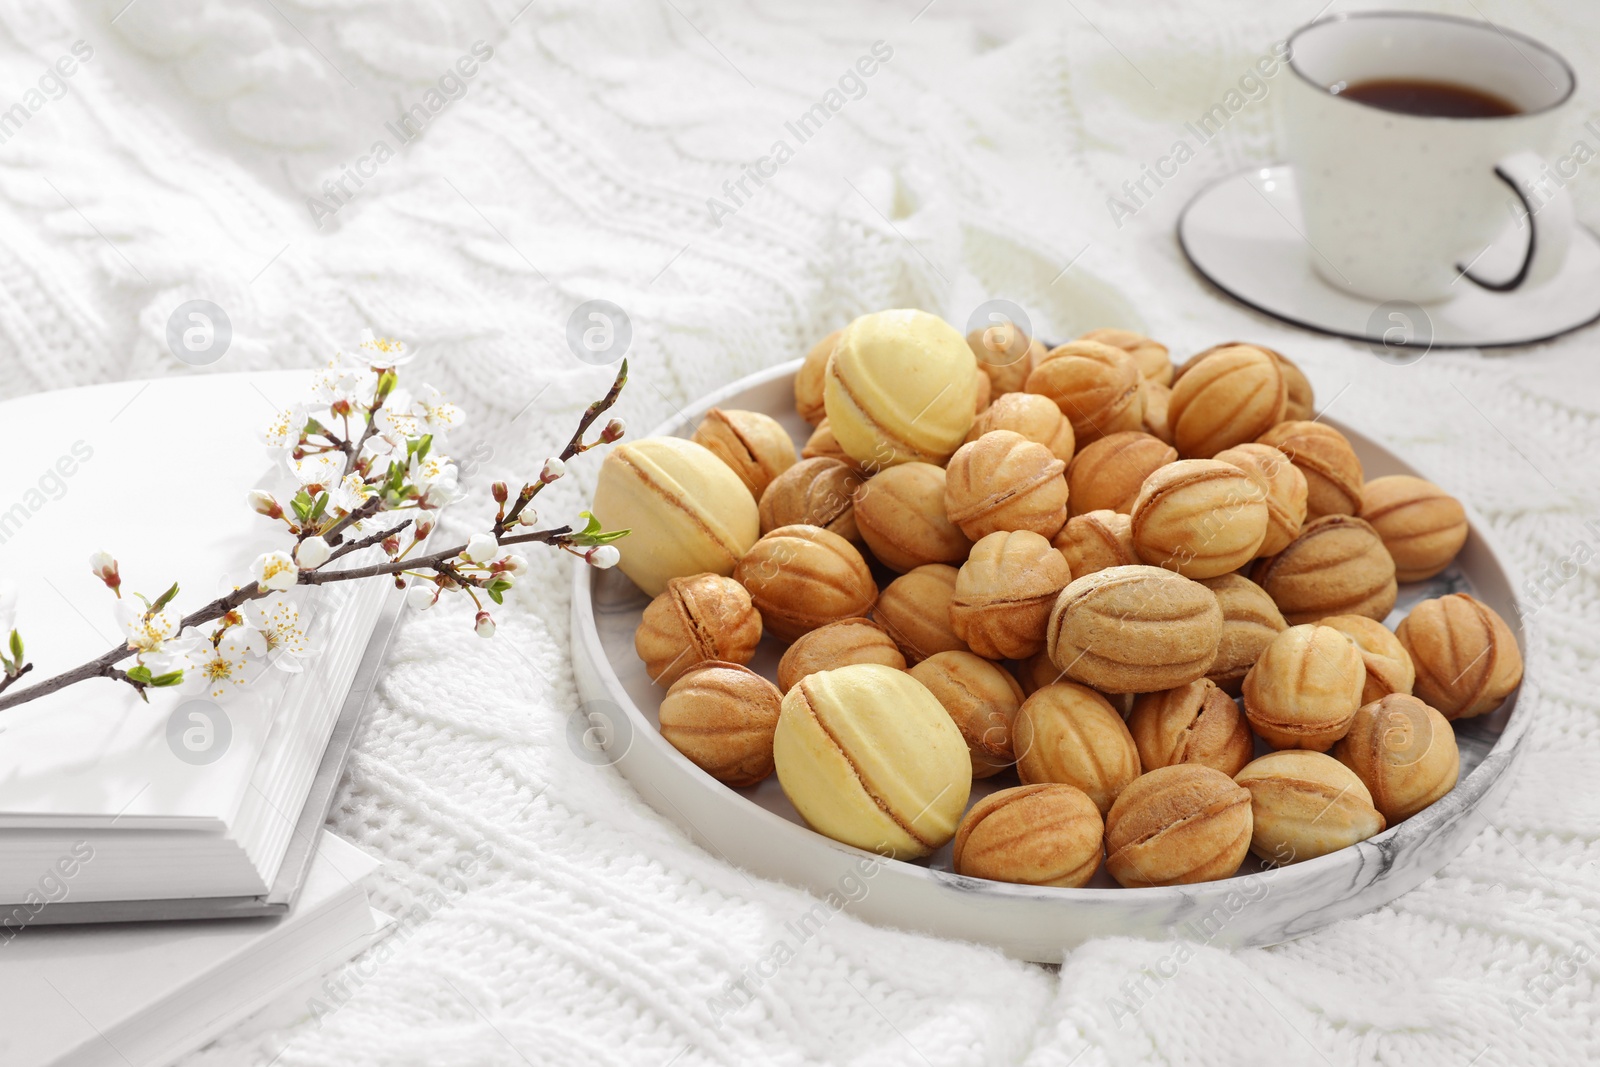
[4,1,1598,1064]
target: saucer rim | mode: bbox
[1176,164,1600,350]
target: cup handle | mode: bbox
[1456,149,1574,292]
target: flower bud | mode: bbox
[382,535,401,556]
[295,536,332,569]
[492,481,508,504]
[474,611,496,638]
[247,490,284,520]
[89,551,121,595]
[464,533,500,564]
[505,554,529,575]
[587,545,620,570]
[406,583,437,611]
[414,519,434,541]
[541,457,566,484]
[519,510,540,527]
[602,418,626,443]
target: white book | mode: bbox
[0,373,395,910]
[0,831,390,1067]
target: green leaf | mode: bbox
[149,670,184,688]
[125,665,153,685]
[375,369,398,399]
[150,582,180,613]
[414,434,432,464]
[571,520,631,548]
[8,629,22,664]
[310,492,329,521]
[291,489,314,522]
[486,586,504,605]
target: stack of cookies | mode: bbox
[598,309,1522,889]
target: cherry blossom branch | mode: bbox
[0,520,590,713]
[0,355,630,715]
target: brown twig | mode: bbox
[298,526,573,586]
[321,496,385,546]
[498,360,628,535]
[329,516,414,562]
[351,392,388,469]
[0,664,33,695]
[0,647,143,710]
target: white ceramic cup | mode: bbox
[1283,12,1576,304]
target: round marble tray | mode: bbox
[569,360,1528,962]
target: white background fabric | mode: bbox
[2,1,1598,1064]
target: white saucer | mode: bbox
[1178,165,1600,350]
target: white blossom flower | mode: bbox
[474,611,496,638]
[116,601,181,655]
[262,405,311,452]
[309,357,377,410]
[243,596,316,673]
[182,627,267,698]
[409,452,455,488]
[374,398,422,441]
[409,385,463,435]
[413,456,460,505]
[463,533,500,564]
[291,452,346,491]
[359,429,406,465]
[405,583,438,611]
[295,536,331,569]
[358,329,415,369]
[588,545,620,570]
[330,473,374,514]
[252,551,299,591]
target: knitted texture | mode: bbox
[2,1,1598,1064]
